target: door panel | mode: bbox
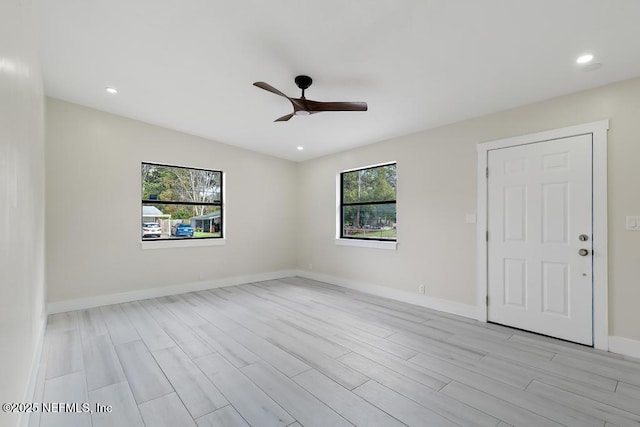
[504,186,526,241]
[541,261,569,316]
[504,258,526,307]
[487,134,593,345]
[542,183,568,243]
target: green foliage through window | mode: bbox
[141,163,223,240]
[341,163,396,241]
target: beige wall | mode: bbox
[297,76,640,341]
[0,0,46,422]
[44,77,640,343]
[45,98,297,302]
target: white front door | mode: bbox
[487,134,593,345]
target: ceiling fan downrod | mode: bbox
[294,75,313,98]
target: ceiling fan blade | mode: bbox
[255,77,367,121]
[253,82,290,98]
[254,82,306,110]
[274,113,294,122]
[305,100,368,112]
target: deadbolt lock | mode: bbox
[579,234,589,241]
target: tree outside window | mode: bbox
[340,163,396,241]
[141,163,223,240]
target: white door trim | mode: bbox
[476,120,609,350]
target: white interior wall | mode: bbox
[43,78,640,345]
[0,0,47,423]
[297,76,640,342]
[3,2,640,411]
[45,98,297,303]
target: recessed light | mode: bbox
[576,54,594,64]
[297,146,304,151]
[105,86,118,94]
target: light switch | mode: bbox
[465,213,477,224]
[626,216,640,231]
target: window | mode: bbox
[340,163,396,241]
[141,162,222,240]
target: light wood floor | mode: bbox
[30,277,640,427]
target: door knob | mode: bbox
[578,248,589,256]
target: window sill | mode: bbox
[141,238,226,250]
[335,238,397,250]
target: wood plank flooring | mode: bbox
[30,277,640,426]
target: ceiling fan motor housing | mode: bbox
[295,75,313,90]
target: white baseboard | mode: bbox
[20,314,47,427]
[295,270,478,320]
[608,336,640,359]
[47,270,298,314]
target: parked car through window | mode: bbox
[142,222,161,238]
[172,223,194,237]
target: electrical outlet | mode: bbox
[308,263,313,270]
[418,284,425,294]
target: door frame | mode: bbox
[476,120,609,350]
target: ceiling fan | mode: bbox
[253,75,367,122]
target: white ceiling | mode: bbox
[36,0,640,161]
